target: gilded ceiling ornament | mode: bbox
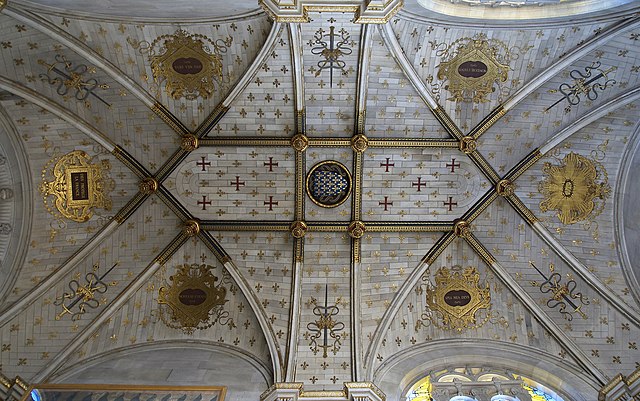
[421,265,494,332]
[183,219,201,237]
[39,150,114,223]
[310,25,353,87]
[348,220,366,239]
[431,34,529,103]
[181,134,199,151]
[307,285,345,357]
[38,54,111,108]
[453,219,470,238]
[158,263,232,334]
[291,133,309,152]
[530,261,588,320]
[130,29,232,100]
[351,134,369,153]
[538,152,610,225]
[459,136,477,154]
[290,220,308,238]
[54,262,119,321]
[496,179,515,197]
[545,61,616,113]
[306,161,352,208]
[138,177,158,194]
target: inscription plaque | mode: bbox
[70,171,89,201]
[172,57,204,75]
[444,289,472,306]
[457,61,488,78]
[179,288,207,306]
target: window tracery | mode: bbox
[405,367,564,401]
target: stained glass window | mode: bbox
[524,384,558,401]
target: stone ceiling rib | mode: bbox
[0,76,114,151]
[288,24,304,116]
[32,229,191,382]
[3,6,157,109]
[354,24,372,135]
[503,15,640,112]
[283,26,303,381]
[199,231,284,383]
[463,231,608,386]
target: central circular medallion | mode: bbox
[306,161,352,208]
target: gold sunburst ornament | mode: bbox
[39,150,114,223]
[539,152,610,225]
[158,263,232,334]
[131,29,232,100]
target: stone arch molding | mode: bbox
[0,103,32,304]
[616,119,640,305]
[372,339,599,401]
[51,341,273,401]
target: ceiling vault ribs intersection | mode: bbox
[0,1,639,400]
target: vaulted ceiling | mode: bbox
[0,1,639,401]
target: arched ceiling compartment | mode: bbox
[472,199,640,377]
[370,237,578,375]
[26,9,273,130]
[0,196,181,380]
[481,23,640,175]
[0,105,29,309]
[0,13,183,174]
[515,99,640,309]
[0,98,140,308]
[55,237,273,382]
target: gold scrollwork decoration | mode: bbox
[432,34,530,103]
[39,150,114,223]
[420,265,495,332]
[129,29,232,100]
[158,263,232,334]
[54,262,119,320]
[539,152,610,225]
[306,285,345,357]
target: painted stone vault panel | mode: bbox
[361,148,487,222]
[40,14,273,128]
[303,13,360,137]
[0,197,181,379]
[482,27,640,174]
[60,238,271,374]
[212,26,295,138]
[392,17,606,130]
[296,232,352,390]
[365,27,447,139]
[166,147,296,221]
[212,230,293,355]
[359,233,438,355]
[514,101,640,307]
[0,99,139,307]
[472,201,640,375]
